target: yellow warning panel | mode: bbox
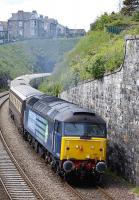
[60,137,107,161]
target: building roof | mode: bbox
[9,11,35,21]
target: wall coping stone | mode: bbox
[125,35,139,40]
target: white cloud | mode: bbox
[0,0,120,30]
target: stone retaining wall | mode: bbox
[60,36,139,184]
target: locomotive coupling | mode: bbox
[95,162,106,173]
[63,160,75,173]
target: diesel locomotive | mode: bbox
[9,84,107,182]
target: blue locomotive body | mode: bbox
[24,107,62,159]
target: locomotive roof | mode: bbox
[27,94,106,124]
[10,85,43,101]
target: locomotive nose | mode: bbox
[63,160,75,173]
[96,162,106,173]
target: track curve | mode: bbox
[0,92,44,200]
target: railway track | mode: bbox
[0,177,10,200]
[0,92,44,200]
[0,91,9,97]
[0,91,9,105]
[0,92,132,200]
[65,182,115,200]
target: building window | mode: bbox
[19,30,23,36]
[19,21,23,27]
[31,30,35,36]
[31,20,36,27]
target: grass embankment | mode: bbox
[0,38,79,89]
[132,187,139,195]
[39,12,139,96]
[0,43,33,78]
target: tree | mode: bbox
[121,0,139,15]
[118,0,123,12]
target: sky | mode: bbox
[0,0,122,31]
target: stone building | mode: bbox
[8,10,44,40]
[0,21,8,44]
[7,10,86,40]
[43,17,58,38]
[56,24,67,37]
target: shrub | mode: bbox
[92,13,112,30]
[132,11,139,21]
[39,80,63,97]
[87,55,105,79]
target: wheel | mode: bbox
[95,173,103,185]
[34,140,39,153]
[38,145,45,158]
[23,131,28,141]
[28,134,32,145]
[31,138,36,149]
[50,160,57,173]
[64,172,75,184]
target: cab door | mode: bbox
[53,120,62,158]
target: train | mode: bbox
[9,83,107,183]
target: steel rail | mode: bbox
[97,186,115,200]
[0,93,45,200]
[0,177,11,200]
[0,91,9,98]
[65,182,116,200]
[64,182,86,200]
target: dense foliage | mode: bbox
[0,71,10,91]
[121,0,139,15]
[39,12,139,96]
[0,38,78,90]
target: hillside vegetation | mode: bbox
[39,12,139,96]
[0,38,79,89]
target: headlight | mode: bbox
[96,162,106,173]
[63,160,75,173]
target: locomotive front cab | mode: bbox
[58,114,107,176]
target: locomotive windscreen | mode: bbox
[64,122,106,138]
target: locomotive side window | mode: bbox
[64,123,106,138]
